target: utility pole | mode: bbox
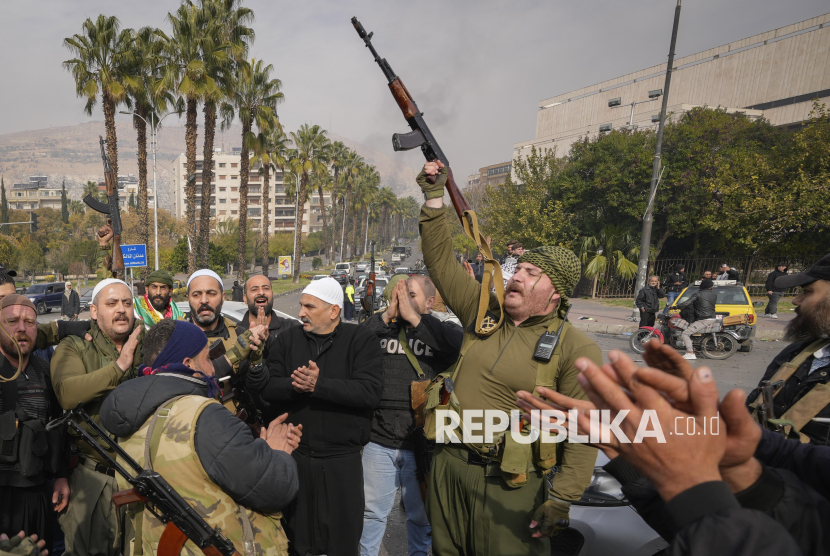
[631,0,682,321]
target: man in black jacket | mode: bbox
[237,274,298,423]
[763,263,788,319]
[60,282,80,321]
[676,279,718,360]
[662,264,686,314]
[717,264,740,281]
[99,319,300,555]
[635,276,666,328]
[359,275,462,556]
[250,277,384,556]
[747,253,830,444]
[231,280,244,302]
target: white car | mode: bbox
[176,301,299,324]
[335,262,353,277]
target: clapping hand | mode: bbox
[292,360,320,393]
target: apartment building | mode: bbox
[8,176,62,211]
[95,174,157,210]
[169,149,331,235]
[465,162,512,190]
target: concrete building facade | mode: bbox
[514,13,830,159]
[169,150,331,236]
[466,162,513,190]
[9,176,62,211]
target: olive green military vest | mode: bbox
[117,395,289,556]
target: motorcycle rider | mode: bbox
[662,264,686,314]
[676,279,718,360]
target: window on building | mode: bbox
[231,210,238,215]
[219,163,226,168]
[219,187,226,192]
[231,175,238,180]
[248,207,261,216]
[232,187,238,192]
[219,198,226,203]
[219,210,227,215]
[249,186,260,193]
[219,175,227,180]
[231,198,238,203]
[231,163,238,168]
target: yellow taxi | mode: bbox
[668,280,759,352]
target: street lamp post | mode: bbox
[120,110,177,270]
[630,0,682,320]
[364,201,379,255]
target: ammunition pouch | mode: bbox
[0,409,63,477]
[0,410,18,463]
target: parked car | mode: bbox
[335,262,353,277]
[25,282,67,315]
[667,279,758,352]
[355,262,369,275]
[311,274,329,281]
[393,267,409,275]
[79,289,93,313]
[330,269,349,286]
[550,452,669,556]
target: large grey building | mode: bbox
[513,12,830,159]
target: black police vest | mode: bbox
[377,331,436,411]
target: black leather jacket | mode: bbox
[678,289,717,320]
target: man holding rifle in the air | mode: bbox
[417,160,602,555]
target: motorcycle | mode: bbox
[629,313,742,360]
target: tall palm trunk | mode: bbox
[317,182,329,264]
[345,180,354,258]
[102,92,122,279]
[185,95,199,275]
[261,165,271,277]
[352,207,362,259]
[331,168,340,261]
[236,116,252,283]
[134,106,150,278]
[200,101,217,268]
[292,172,308,283]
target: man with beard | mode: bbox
[248,278,383,556]
[236,274,298,421]
[51,279,143,556]
[133,270,184,328]
[417,160,601,555]
[748,253,830,444]
[99,319,300,556]
[184,269,268,381]
[0,295,69,551]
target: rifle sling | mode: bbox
[460,210,504,336]
[398,326,424,377]
[750,338,830,408]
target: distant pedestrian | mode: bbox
[345,279,356,321]
[636,276,666,328]
[60,281,80,321]
[501,243,524,284]
[764,262,788,319]
[662,264,686,314]
[702,270,713,280]
[470,253,485,283]
[231,280,244,301]
[717,264,740,281]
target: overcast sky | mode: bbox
[1,0,827,178]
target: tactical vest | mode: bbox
[423,319,571,487]
[118,395,289,556]
[749,338,830,443]
[377,327,435,412]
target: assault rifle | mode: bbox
[352,17,505,336]
[84,136,124,277]
[47,404,241,556]
[758,379,785,432]
[362,240,376,316]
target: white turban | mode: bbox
[302,277,344,311]
[187,269,224,290]
[91,278,131,303]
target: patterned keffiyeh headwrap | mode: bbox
[135,292,184,327]
[517,246,582,319]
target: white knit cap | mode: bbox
[91,278,131,303]
[187,269,223,290]
[302,277,344,311]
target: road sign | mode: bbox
[122,244,147,268]
[278,256,292,275]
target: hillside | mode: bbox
[0,121,420,209]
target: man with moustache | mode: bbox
[51,279,144,556]
[417,161,602,555]
[0,295,69,551]
[133,270,184,328]
[236,275,298,421]
[183,269,268,381]
[248,278,383,556]
[748,253,830,444]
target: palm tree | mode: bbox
[578,225,639,298]
[327,141,348,261]
[339,150,363,258]
[221,58,283,282]
[287,124,329,282]
[376,186,397,246]
[250,128,288,277]
[350,164,380,257]
[197,0,254,268]
[159,3,223,274]
[64,15,137,184]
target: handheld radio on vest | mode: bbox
[534,309,570,362]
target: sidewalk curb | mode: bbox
[274,287,305,299]
[572,322,786,341]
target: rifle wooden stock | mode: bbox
[111,232,125,272]
[112,488,147,507]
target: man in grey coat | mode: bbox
[61,281,80,320]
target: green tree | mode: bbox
[1,177,8,232]
[339,150,363,258]
[0,237,18,268]
[63,15,137,180]
[60,180,70,223]
[328,141,349,260]
[221,58,283,281]
[287,124,328,282]
[128,191,136,210]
